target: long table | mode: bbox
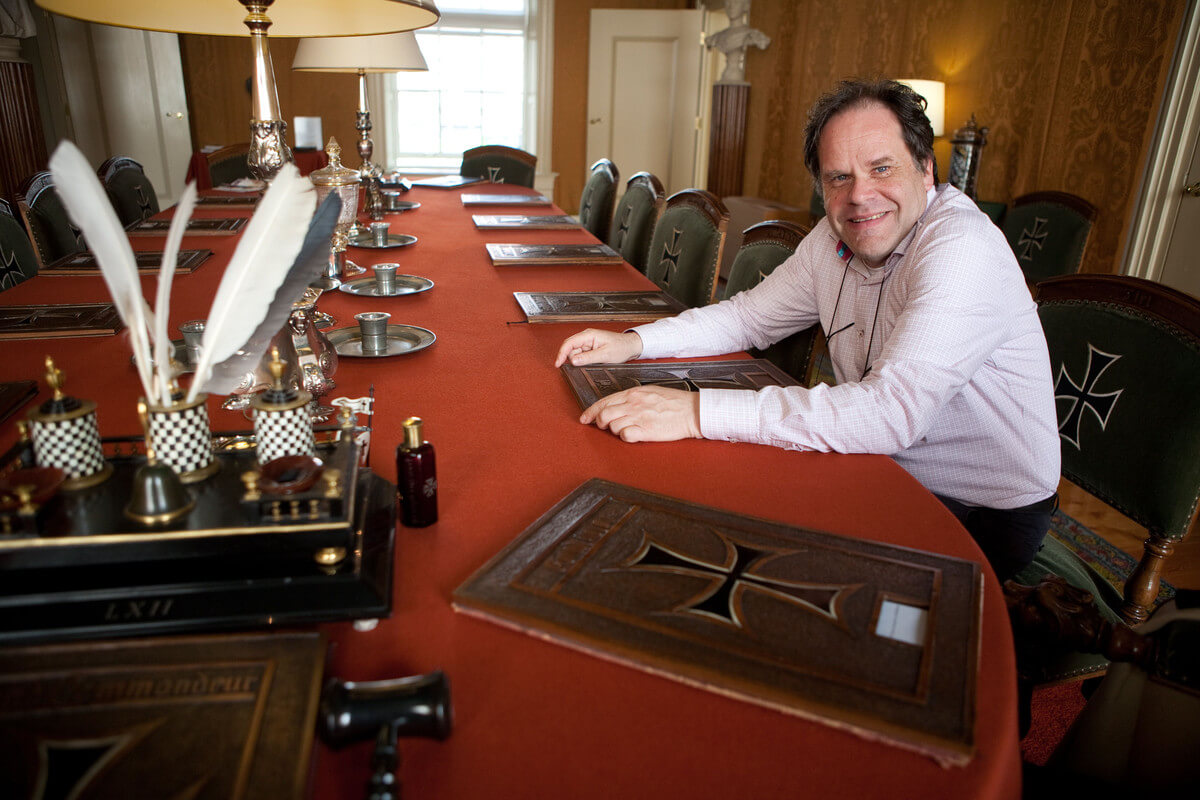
[0,184,1020,799]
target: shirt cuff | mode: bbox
[629,322,674,359]
[697,388,760,442]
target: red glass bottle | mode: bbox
[397,416,437,527]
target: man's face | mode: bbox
[817,102,934,268]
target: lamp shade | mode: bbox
[32,0,440,37]
[293,32,428,73]
[897,79,945,137]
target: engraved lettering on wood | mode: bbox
[103,598,175,622]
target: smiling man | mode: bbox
[554,79,1061,580]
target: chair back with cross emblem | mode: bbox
[204,142,253,187]
[16,172,86,269]
[1004,275,1200,720]
[644,189,728,308]
[1002,191,1097,284]
[577,158,618,242]
[723,220,820,384]
[0,199,38,291]
[99,156,160,227]
[460,145,537,188]
[607,171,665,275]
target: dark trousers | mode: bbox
[935,493,1057,582]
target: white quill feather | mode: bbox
[187,164,316,403]
[153,181,198,405]
[49,142,154,399]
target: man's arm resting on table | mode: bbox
[554,329,701,442]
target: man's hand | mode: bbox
[580,385,702,442]
[554,329,642,368]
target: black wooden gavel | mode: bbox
[317,670,452,800]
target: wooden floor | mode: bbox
[1057,478,1200,590]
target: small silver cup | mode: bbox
[370,222,390,247]
[179,319,205,365]
[355,312,391,354]
[373,263,398,294]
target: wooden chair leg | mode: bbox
[1121,533,1173,625]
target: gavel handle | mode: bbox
[367,724,401,800]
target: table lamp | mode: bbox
[897,78,945,137]
[292,31,428,221]
[34,0,440,181]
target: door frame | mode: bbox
[1124,0,1200,280]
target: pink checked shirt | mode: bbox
[633,184,1061,509]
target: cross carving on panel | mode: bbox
[1017,216,1049,262]
[659,228,684,285]
[580,191,593,226]
[487,166,506,184]
[622,531,858,630]
[1054,343,1123,449]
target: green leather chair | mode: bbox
[1002,191,1097,284]
[578,158,618,242]
[0,199,39,291]
[99,156,160,227]
[722,220,818,385]
[460,145,537,188]
[17,171,86,269]
[205,142,253,187]
[607,171,665,275]
[1007,274,1200,704]
[644,189,728,308]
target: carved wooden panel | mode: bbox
[453,479,981,765]
[486,242,623,266]
[0,303,123,340]
[561,358,799,408]
[41,249,212,276]
[514,290,687,322]
[0,60,47,211]
[126,218,247,236]
[707,83,749,198]
[0,631,325,800]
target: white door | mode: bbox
[1157,132,1200,300]
[50,18,193,207]
[587,9,706,197]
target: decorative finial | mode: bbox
[268,346,286,390]
[325,137,343,168]
[44,355,64,400]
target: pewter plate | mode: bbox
[327,324,436,358]
[383,198,421,212]
[348,233,418,249]
[135,338,195,373]
[337,274,434,297]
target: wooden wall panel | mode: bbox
[742,0,1184,276]
[0,59,47,209]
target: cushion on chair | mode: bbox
[460,145,537,188]
[578,159,618,242]
[100,157,160,227]
[0,199,38,290]
[17,172,86,268]
[607,172,664,274]
[644,190,728,308]
[1002,191,1096,283]
[1039,294,1200,543]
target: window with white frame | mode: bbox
[378,0,541,173]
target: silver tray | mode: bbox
[337,274,434,297]
[327,324,436,358]
[348,233,418,249]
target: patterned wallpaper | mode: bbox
[742,0,1185,275]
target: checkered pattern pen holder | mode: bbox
[27,399,112,490]
[252,389,315,465]
[145,394,219,483]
